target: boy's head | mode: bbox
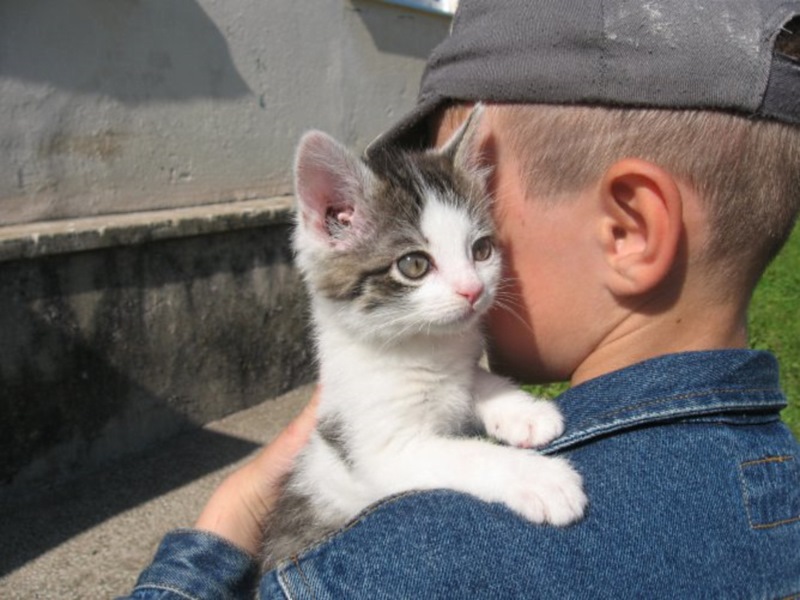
[370,0,800,384]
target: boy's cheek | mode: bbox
[485,305,540,381]
[486,298,581,384]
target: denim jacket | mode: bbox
[122,350,800,599]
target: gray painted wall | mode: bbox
[0,0,449,225]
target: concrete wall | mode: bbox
[0,0,449,225]
[0,0,450,494]
[1,204,311,493]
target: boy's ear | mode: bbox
[293,131,375,249]
[597,159,683,296]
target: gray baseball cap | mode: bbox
[370,0,800,151]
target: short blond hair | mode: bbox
[490,104,800,285]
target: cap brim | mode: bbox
[365,95,445,157]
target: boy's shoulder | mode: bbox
[266,350,799,599]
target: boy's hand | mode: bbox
[194,390,319,556]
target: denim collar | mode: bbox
[544,350,787,454]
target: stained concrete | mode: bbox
[0,203,314,497]
[0,383,313,599]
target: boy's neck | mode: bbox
[570,294,749,386]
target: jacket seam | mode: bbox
[276,553,318,600]
[751,516,800,530]
[741,455,794,467]
[546,397,784,454]
[597,387,782,420]
[738,455,799,530]
[276,569,296,600]
[130,584,198,600]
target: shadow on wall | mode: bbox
[0,0,251,103]
[0,223,311,498]
[0,281,262,575]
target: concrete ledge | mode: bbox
[1,200,313,497]
[0,196,295,263]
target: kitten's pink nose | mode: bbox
[457,283,484,306]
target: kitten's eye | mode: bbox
[397,252,431,280]
[472,237,493,262]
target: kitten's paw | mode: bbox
[482,392,564,449]
[503,455,587,526]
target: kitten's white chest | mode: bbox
[317,323,482,437]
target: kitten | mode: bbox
[260,109,587,570]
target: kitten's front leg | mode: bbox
[373,436,586,526]
[473,368,565,448]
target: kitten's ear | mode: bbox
[437,103,492,187]
[293,131,375,249]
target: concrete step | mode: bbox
[0,384,313,599]
[1,198,313,500]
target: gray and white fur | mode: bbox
[260,108,587,571]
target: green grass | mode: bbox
[526,223,800,441]
[749,223,800,439]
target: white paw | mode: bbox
[482,392,564,449]
[501,454,587,526]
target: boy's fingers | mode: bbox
[194,390,320,555]
[254,388,319,476]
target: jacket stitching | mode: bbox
[597,387,781,420]
[276,569,295,600]
[545,394,785,454]
[738,455,799,530]
[130,584,198,600]
[751,516,800,530]
[290,555,315,599]
[741,455,794,468]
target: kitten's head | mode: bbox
[293,108,500,341]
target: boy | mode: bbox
[126,1,800,597]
